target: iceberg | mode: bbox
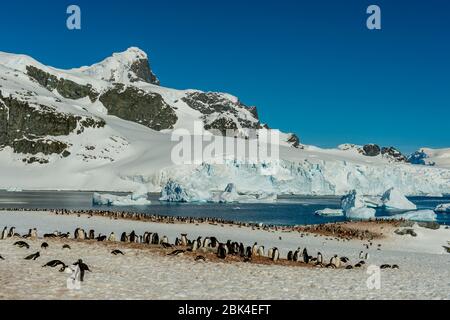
[159,180,211,202]
[93,192,151,206]
[435,203,450,213]
[341,190,376,220]
[381,210,437,222]
[314,208,344,217]
[381,187,417,210]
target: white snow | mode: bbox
[381,187,417,211]
[0,48,450,198]
[1,210,449,299]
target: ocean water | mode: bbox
[0,191,449,226]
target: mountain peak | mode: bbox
[76,47,159,85]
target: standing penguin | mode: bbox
[30,228,38,240]
[217,244,227,259]
[152,233,159,245]
[1,227,7,240]
[129,231,136,243]
[120,232,127,242]
[293,248,301,262]
[252,243,258,256]
[330,255,341,268]
[302,248,310,264]
[181,234,188,246]
[89,230,95,240]
[271,248,280,262]
[73,259,91,282]
[268,247,274,260]
[108,232,116,242]
[287,251,293,261]
[8,227,15,238]
[161,236,169,244]
[317,252,323,264]
[257,246,265,257]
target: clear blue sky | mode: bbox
[1,0,449,153]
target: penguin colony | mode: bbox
[0,224,400,271]
[0,207,402,241]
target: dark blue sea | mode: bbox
[0,191,449,226]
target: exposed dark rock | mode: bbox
[362,144,381,157]
[99,86,177,131]
[182,92,260,133]
[0,93,105,157]
[129,58,160,85]
[381,147,408,163]
[287,134,301,148]
[26,65,98,102]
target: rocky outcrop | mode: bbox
[129,58,159,85]
[26,65,98,102]
[182,92,260,133]
[362,144,381,157]
[381,147,408,163]
[99,85,177,131]
[0,93,105,157]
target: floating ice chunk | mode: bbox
[345,207,376,220]
[314,208,344,217]
[363,195,383,208]
[6,187,23,192]
[381,187,417,210]
[435,203,450,213]
[381,210,437,222]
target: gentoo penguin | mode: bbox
[346,265,353,269]
[392,264,399,269]
[340,257,350,264]
[317,252,323,264]
[108,232,116,242]
[1,227,7,240]
[271,248,280,262]
[24,252,40,260]
[62,244,71,250]
[293,249,301,262]
[161,236,169,244]
[89,230,95,240]
[14,241,30,249]
[245,246,252,259]
[210,237,219,249]
[129,231,136,243]
[96,235,107,242]
[181,234,188,246]
[152,233,159,245]
[111,249,124,255]
[217,244,227,259]
[257,246,265,257]
[73,259,91,282]
[120,232,127,242]
[42,260,67,272]
[191,238,199,252]
[167,249,185,256]
[252,243,258,256]
[0,227,8,240]
[41,242,49,249]
[267,248,274,260]
[380,264,391,269]
[287,251,293,261]
[8,227,15,238]
[239,243,245,257]
[30,228,37,239]
[203,237,211,248]
[359,251,364,259]
[330,255,341,268]
[302,248,310,264]
[364,252,370,260]
[143,232,149,243]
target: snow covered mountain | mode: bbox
[0,47,449,197]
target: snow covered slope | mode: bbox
[0,48,449,196]
[409,148,450,168]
